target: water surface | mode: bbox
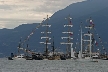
[0,58,108,72]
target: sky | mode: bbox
[0,0,85,29]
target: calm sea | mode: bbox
[0,58,108,72]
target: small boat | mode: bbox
[8,54,26,60]
[8,53,14,60]
[60,55,66,60]
[8,57,13,60]
[12,54,26,60]
[102,58,108,60]
[32,53,43,60]
[91,55,99,62]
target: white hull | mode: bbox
[77,58,99,62]
[43,59,48,60]
[12,54,26,60]
[12,57,26,60]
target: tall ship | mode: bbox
[40,15,52,60]
[60,15,76,60]
[8,16,108,60]
[8,22,43,60]
[77,17,108,61]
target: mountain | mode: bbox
[49,0,108,53]
[0,0,108,57]
[0,23,40,57]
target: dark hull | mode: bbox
[8,57,13,60]
[102,58,108,60]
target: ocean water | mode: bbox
[0,58,108,72]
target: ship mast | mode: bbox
[83,26,92,58]
[61,15,73,58]
[17,37,22,55]
[80,22,83,59]
[52,36,55,56]
[40,15,51,58]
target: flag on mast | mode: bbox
[90,19,93,24]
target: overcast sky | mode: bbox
[0,0,85,29]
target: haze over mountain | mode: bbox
[0,0,108,57]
